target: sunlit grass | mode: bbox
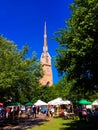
[27,117,97,130]
[27,118,74,130]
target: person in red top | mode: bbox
[6,107,10,118]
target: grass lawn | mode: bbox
[27,117,98,130]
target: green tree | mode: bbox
[0,36,43,102]
[31,85,57,103]
[55,0,98,99]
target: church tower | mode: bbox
[40,22,53,86]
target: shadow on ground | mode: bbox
[60,119,98,130]
[0,116,49,130]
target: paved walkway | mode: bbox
[0,114,49,130]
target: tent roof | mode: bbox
[92,100,98,105]
[48,97,72,105]
[25,102,33,106]
[34,100,47,106]
[48,97,62,105]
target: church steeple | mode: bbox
[40,22,53,86]
[40,22,51,66]
[43,21,48,53]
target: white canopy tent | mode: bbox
[92,100,98,105]
[48,97,72,105]
[34,99,48,106]
[48,97,62,105]
[60,100,72,105]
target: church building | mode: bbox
[40,22,53,86]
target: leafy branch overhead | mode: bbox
[54,0,98,100]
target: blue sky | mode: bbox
[0,0,73,84]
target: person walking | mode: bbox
[33,105,36,118]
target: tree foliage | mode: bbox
[54,0,98,99]
[0,36,43,103]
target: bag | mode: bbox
[82,110,87,116]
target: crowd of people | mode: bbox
[59,104,98,125]
[0,101,98,126]
[0,104,57,120]
[77,105,98,124]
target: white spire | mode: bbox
[43,21,48,52]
